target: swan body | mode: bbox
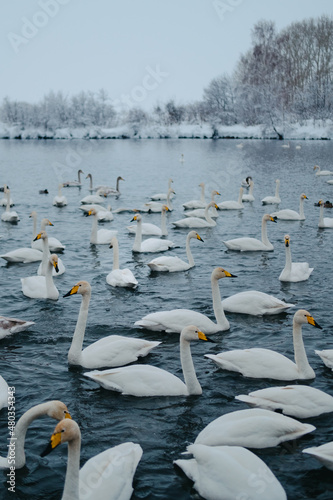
[150,178,174,200]
[0,315,35,339]
[31,214,66,252]
[223,214,277,251]
[174,444,287,500]
[0,376,8,411]
[107,237,138,288]
[147,231,203,272]
[135,267,235,333]
[130,214,175,253]
[64,281,159,368]
[0,400,71,469]
[183,182,206,209]
[242,179,255,201]
[88,209,118,244]
[279,234,313,282]
[21,254,60,300]
[236,385,333,418]
[315,349,333,370]
[0,247,42,263]
[79,203,107,214]
[272,193,307,220]
[144,188,175,212]
[127,205,169,236]
[84,325,213,396]
[63,169,84,187]
[172,201,218,228]
[97,205,114,221]
[95,176,125,196]
[184,191,220,218]
[314,165,333,176]
[205,309,321,380]
[194,408,315,448]
[1,188,19,222]
[261,179,281,205]
[53,184,68,207]
[303,442,333,470]
[35,231,65,276]
[0,185,14,206]
[222,290,294,315]
[217,187,244,210]
[42,419,142,500]
[318,199,333,228]
[81,194,106,204]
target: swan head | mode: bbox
[63,280,91,298]
[211,267,237,280]
[263,214,277,223]
[180,325,215,343]
[46,401,72,420]
[109,236,118,248]
[211,190,220,196]
[78,169,84,174]
[294,309,322,329]
[198,182,205,188]
[117,176,125,182]
[33,230,47,241]
[314,165,320,171]
[301,194,308,200]
[284,235,290,247]
[318,199,324,206]
[131,214,142,222]
[41,419,80,457]
[49,254,59,273]
[87,208,98,216]
[207,201,219,209]
[275,179,280,185]
[162,205,169,213]
[41,218,54,227]
[86,173,92,179]
[29,211,37,219]
[188,231,204,242]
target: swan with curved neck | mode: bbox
[172,201,218,228]
[205,309,321,380]
[184,190,220,218]
[131,214,175,253]
[64,281,159,368]
[279,235,313,282]
[31,215,66,252]
[107,237,138,287]
[1,188,19,222]
[261,179,281,205]
[318,199,333,228]
[223,214,277,251]
[134,267,236,333]
[144,188,175,212]
[21,254,60,300]
[314,165,333,176]
[41,419,143,500]
[218,187,244,210]
[150,178,174,200]
[84,325,214,396]
[35,230,65,276]
[183,182,206,209]
[63,169,84,187]
[87,208,118,244]
[272,193,308,220]
[0,400,71,469]
[127,205,169,236]
[147,231,204,272]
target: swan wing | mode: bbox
[303,442,333,471]
[280,262,313,282]
[0,316,35,339]
[140,238,174,253]
[134,309,220,334]
[0,248,43,263]
[106,269,138,288]
[223,238,272,251]
[315,349,333,369]
[147,256,190,272]
[222,290,295,315]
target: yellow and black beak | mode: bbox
[130,215,139,222]
[33,232,43,241]
[197,234,204,242]
[270,216,278,223]
[224,270,237,278]
[285,237,290,247]
[198,330,215,343]
[63,284,79,298]
[54,262,59,274]
[307,315,322,329]
[41,431,62,457]
[64,411,72,419]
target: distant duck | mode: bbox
[63,169,84,187]
[314,165,333,176]
[279,235,313,282]
[314,199,333,208]
[53,184,67,207]
[39,189,48,194]
[1,187,19,222]
[242,179,255,202]
[261,179,281,205]
[318,199,333,228]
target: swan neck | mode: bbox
[132,218,142,251]
[211,275,229,328]
[284,244,292,273]
[31,214,37,240]
[78,170,82,183]
[319,203,324,225]
[89,175,93,189]
[180,337,202,395]
[293,320,314,378]
[204,204,214,224]
[68,292,90,365]
[237,189,243,205]
[45,258,56,296]
[261,218,270,246]
[200,185,205,202]
[249,183,254,195]
[62,434,81,500]
[166,190,173,210]
[186,234,195,267]
[116,177,120,191]
[161,210,168,236]
[40,235,50,276]
[6,191,10,211]
[112,240,120,270]
[275,182,280,197]
[90,213,98,244]
[299,197,305,218]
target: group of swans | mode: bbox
[127,205,169,236]
[130,214,175,252]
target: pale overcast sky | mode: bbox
[1,0,333,110]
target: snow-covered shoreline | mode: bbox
[0,120,332,140]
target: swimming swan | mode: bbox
[144,188,175,212]
[318,199,333,228]
[279,234,313,282]
[0,315,35,340]
[127,205,169,236]
[261,179,281,205]
[63,169,84,187]
[315,349,333,370]
[303,441,333,471]
[84,325,214,396]
[107,237,138,288]
[235,384,333,418]
[35,231,65,276]
[41,419,142,500]
[150,178,174,200]
[172,201,218,228]
[271,193,308,220]
[0,400,71,469]
[217,187,244,210]
[64,281,159,368]
[184,191,220,218]
[147,231,204,272]
[30,214,66,252]
[205,309,321,380]
[130,214,175,253]
[134,267,236,333]
[1,188,19,222]
[183,182,206,209]
[174,444,287,500]
[242,179,255,202]
[53,184,68,207]
[21,254,60,300]
[87,208,118,244]
[96,176,125,196]
[314,165,333,176]
[221,290,294,315]
[223,214,277,251]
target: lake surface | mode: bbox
[0,138,333,499]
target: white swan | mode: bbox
[217,187,244,210]
[79,203,107,214]
[86,173,94,191]
[96,176,125,196]
[144,187,175,212]
[134,267,236,334]
[0,246,42,263]
[0,185,14,206]
[315,349,333,370]
[64,281,159,368]
[183,182,206,209]
[242,179,255,201]
[107,237,138,288]
[318,199,333,228]
[222,290,294,315]
[41,419,142,500]
[53,184,68,207]
[172,201,218,228]
[261,179,281,205]
[184,190,220,218]
[236,384,333,418]
[87,208,118,244]
[281,142,290,148]
[84,325,213,396]
[194,408,315,448]
[97,205,114,221]
[0,375,8,411]
[223,214,277,251]
[174,444,287,500]
[0,400,71,469]
[271,193,307,220]
[1,188,19,222]
[81,193,106,204]
[21,254,60,300]
[241,176,252,188]
[147,231,203,272]
[127,205,169,236]
[0,315,35,340]
[279,234,313,282]
[303,442,333,470]
[130,214,175,253]
[31,214,66,252]
[150,178,174,200]
[314,165,333,176]
[63,169,84,187]
[35,231,65,276]
[205,309,321,380]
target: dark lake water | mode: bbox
[1,138,333,499]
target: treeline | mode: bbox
[2,15,333,138]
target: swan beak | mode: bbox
[224,270,237,278]
[54,262,59,273]
[33,232,42,241]
[130,215,139,222]
[41,431,62,457]
[198,331,215,343]
[197,234,204,242]
[64,411,72,419]
[270,216,278,223]
[63,284,79,297]
[47,220,54,226]
[307,315,322,329]
[285,237,290,247]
